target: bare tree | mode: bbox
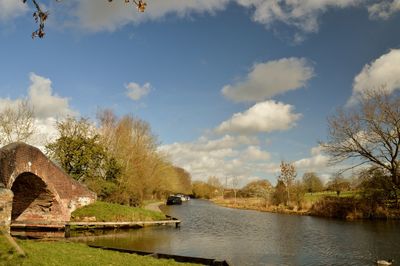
[278,161,297,204]
[22,0,147,38]
[0,100,35,146]
[322,89,400,190]
[207,176,223,197]
[231,176,240,205]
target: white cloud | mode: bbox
[28,73,77,119]
[222,58,314,102]
[125,82,152,101]
[30,117,60,151]
[159,134,268,182]
[0,73,77,149]
[236,0,359,33]
[348,49,400,105]
[3,1,399,41]
[59,0,365,38]
[0,0,27,21]
[368,0,400,20]
[0,98,23,111]
[293,145,357,183]
[242,145,270,160]
[216,100,301,134]
[198,134,259,151]
[71,0,229,31]
[294,146,330,172]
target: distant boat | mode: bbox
[166,195,182,205]
[175,194,190,202]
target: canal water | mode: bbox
[76,199,400,266]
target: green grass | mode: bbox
[304,191,358,203]
[71,201,166,222]
[0,235,197,266]
[0,233,18,262]
[141,199,162,206]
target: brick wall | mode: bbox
[0,188,13,233]
[0,142,96,224]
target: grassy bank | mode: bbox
[0,235,196,266]
[71,201,166,222]
[212,192,400,220]
[212,197,310,216]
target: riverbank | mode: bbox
[1,201,190,265]
[71,201,166,222]
[212,197,400,220]
[0,234,196,266]
[144,201,164,213]
[212,197,310,216]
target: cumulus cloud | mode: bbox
[236,0,359,33]
[0,98,23,111]
[198,134,259,150]
[0,0,27,21]
[216,100,301,134]
[159,134,268,182]
[0,73,77,149]
[293,146,359,183]
[3,0,400,41]
[28,73,77,119]
[61,0,364,37]
[294,146,330,172]
[242,145,270,161]
[222,58,314,102]
[72,0,362,35]
[348,49,400,105]
[125,82,152,101]
[71,0,229,31]
[368,0,400,19]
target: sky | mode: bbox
[1,0,400,186]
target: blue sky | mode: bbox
[1,0,400,185]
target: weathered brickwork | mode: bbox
[0,142,96,228]
[0,187,13,233]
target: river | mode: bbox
[76,199,400,266]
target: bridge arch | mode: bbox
[11,172,63,221]
[0,142,96,223]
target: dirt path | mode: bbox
[144,202,164,213]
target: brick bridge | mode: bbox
[0,142,96,231]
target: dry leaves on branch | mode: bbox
[23,0,147,39]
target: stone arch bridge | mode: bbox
[0,142,96,231]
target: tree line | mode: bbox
[194,160,397,217]
[1,88,398,213]
[0,104,191,206]
[193,90,400,218]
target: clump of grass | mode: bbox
[71,201,166,222]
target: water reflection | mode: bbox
[74,199,400,266]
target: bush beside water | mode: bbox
[310,196,400,220]
[71,201,166,222]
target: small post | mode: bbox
[65,224,71,238]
